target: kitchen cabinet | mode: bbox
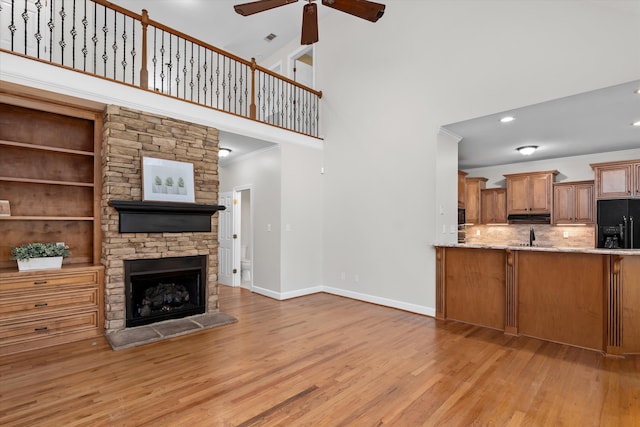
[481,188,507,224]
[504,170,558,215]
[0,265,104,355]
[552,181,595,224]
[458,171,468,208]
[591,160,640,199]
[464,177,487,224]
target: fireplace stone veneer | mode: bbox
[101,105,221,334]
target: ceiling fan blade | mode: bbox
[321,0,385,22]
[234,0,298,16]
[301,2,319,45]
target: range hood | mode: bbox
[507,214,551,224]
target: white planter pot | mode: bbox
[17,256,63,272]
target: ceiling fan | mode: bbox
[234,0,386,45]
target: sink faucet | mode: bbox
[529,226,536,247]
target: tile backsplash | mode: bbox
[465,224,595,248]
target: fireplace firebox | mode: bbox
[124,256,207,327]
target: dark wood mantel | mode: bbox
[109,200,225,233]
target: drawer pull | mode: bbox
[33,281,48,285]
[34,303,49,308]
[34,326,49,332]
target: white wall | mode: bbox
[464,148,640,188]
[219,147,282,294]
[264,1,640,315]
[280,144,323,295]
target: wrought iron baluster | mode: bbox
[189,41,194,101]
[215,53,220,108]
[8,0,15,51]
[196,46,201,103]
[152,27,158,90]
[35,0,43,58]
[102,5,108,77]
[111,8,117,78]
[71,0,77,68]
[174,35,180,97]
[81,0,88,71]
[22,0,28,55]
[131,18,136,85]
[59,1,66,64]
[48,0,53,61]
[91,2,97,73]
[120,13,127,82]
[160,30,166,93]
[182,38,187,100]
[226,58,232,111]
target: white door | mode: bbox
[218,192,235,286]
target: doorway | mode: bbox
[237,187,253,290]
[288,45,315,88]
[217,187,253,289]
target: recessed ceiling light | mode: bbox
[219,148,232,157]
[500,116,515,123]
[517,145,538,156]
[635,89,640,95]
[633,121,640,127]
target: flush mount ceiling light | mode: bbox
[500,116,515,123]
[218,148,232,157]
[517,145,538,156]
[633,121,640,127]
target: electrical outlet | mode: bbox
[267,224,272,232]
[442,225,447,234]
[476,229,481,236]
[563,231,569,238]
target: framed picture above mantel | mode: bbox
[142,157,195,203]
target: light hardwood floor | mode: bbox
[1,286,639,426]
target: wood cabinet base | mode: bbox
[0,265,104,356]
[435,246,639,356]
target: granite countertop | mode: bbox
[435,243,640,255]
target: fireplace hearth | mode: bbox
[124,256,207,328]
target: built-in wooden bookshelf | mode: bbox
[0,95,103,268]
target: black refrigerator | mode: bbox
[597,199,640,249]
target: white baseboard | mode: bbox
[249,284,435,317]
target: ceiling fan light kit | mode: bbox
[234,0,385,45]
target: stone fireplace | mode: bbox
[101,105,220,334]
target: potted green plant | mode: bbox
[11,242,70,272]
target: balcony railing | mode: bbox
[0,0,322,138]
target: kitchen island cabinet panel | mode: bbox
[517,251,605,351]
[444,248,506,330]
[623,256,640,354]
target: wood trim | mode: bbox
[503,170,559,178]
[93,111,103,265]
[505,249,518,335]
[607,255,624,356]
[435,247,445,319]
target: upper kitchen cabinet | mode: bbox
[465,177,487,224]
[481,188,507,224]
[504,171,558,215]
[591,160,640,199]
[458,171,468,208]
[552,181,595,225]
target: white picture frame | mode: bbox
[142,157,195,203]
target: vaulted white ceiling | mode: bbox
[113,1,640,168]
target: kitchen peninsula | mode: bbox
[434,244,640,357]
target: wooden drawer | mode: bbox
[0,310,98,345]
[0,287,99,318]
[0,270,100,292]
